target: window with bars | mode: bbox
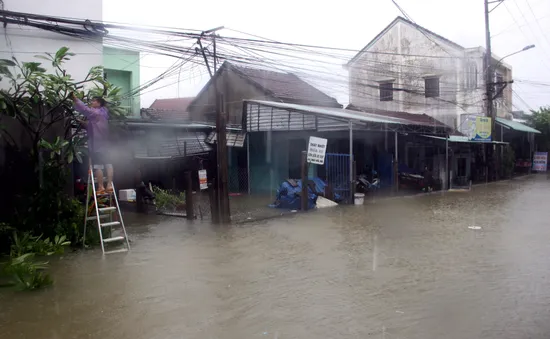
[379,82,394,101]
[464,62,477,90]
[425,77,440,98]
[494,73,504,98]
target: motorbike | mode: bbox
[355,170,380,194]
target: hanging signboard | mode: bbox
[198,170,208,190]
[532,152,548,172]
[471,116,492,142]
[307,136,328,165]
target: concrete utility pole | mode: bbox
[198,26,230,224]
[484,0,494,125]
[484,0,495,180]
[213,34,231,224]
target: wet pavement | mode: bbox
[1,175,550,338]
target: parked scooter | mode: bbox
[356,169,380,194]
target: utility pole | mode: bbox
[213,34,231,224]
[484,0,496,181]
[197,26,230,224]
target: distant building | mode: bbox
[103,47,141,117]
[141,97,195,121]
[346,16,514,131]
[511,110,528,123]
[188,61,341,126]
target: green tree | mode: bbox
[0,48,127,246]
[527,107,550,152]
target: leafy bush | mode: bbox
[1,253,52,290]
[0,223,14,255]
[10,232,70,257]
[152,186,185,211]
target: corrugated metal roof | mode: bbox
[247,104,317,132]
[133,130,212,159]
[421,135,509,145]
[246,100,411,126]
[124,121,213,129]
[346,104,449,129]
[206,131,247,147]
[496,117,540,134]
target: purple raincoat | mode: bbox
[74,98,109,153]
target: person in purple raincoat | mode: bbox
[72,93,113,194]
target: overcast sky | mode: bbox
[104,0,550,112]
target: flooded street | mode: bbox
[2,176,550,338]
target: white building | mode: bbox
[346,16,513,132]
[0,0,103,85]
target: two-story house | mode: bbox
[346,16,513,132]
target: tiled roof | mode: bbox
[144,97,195,120]
[228,62,342,108]
[150,97,195,110]
[346,104,449,129]
[141,108,190,121]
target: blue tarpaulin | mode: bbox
[270,178,341,210]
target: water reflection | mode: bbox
[1,176,550,339]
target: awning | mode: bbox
[496,117,540,134]
[421,135,509,145]
[133,131,212,160]
[244,100,451,134]
[205,131,246,147]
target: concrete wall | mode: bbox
[349,19,513,129]
[103,47,141,117]
[0,0,103,87]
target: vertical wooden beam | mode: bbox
[185,171,194,220]
[301,150,308,211]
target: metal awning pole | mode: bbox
[384,123,388,151]
[247,134,251,195]
[501,124,504,159]
[445,135,449,190]
[349,120,354,202]
[395,132,399,192]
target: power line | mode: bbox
[503,1,550,72]
[524,0,550,55]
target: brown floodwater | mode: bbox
[1,175,550,339]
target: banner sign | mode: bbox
[472,116,492,142]
[307,136,328,165]
[198,170,208,190]
[532,152,548,172]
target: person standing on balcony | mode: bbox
[72,93,113,194]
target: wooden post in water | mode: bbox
[185,171,194,220]
[301,150,308,211]
[351,160,356,201]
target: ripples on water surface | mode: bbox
[1,176,550,339]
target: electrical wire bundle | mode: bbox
[0,8,540,117]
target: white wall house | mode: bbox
[346,17,513,132]
[0,0,103,85]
